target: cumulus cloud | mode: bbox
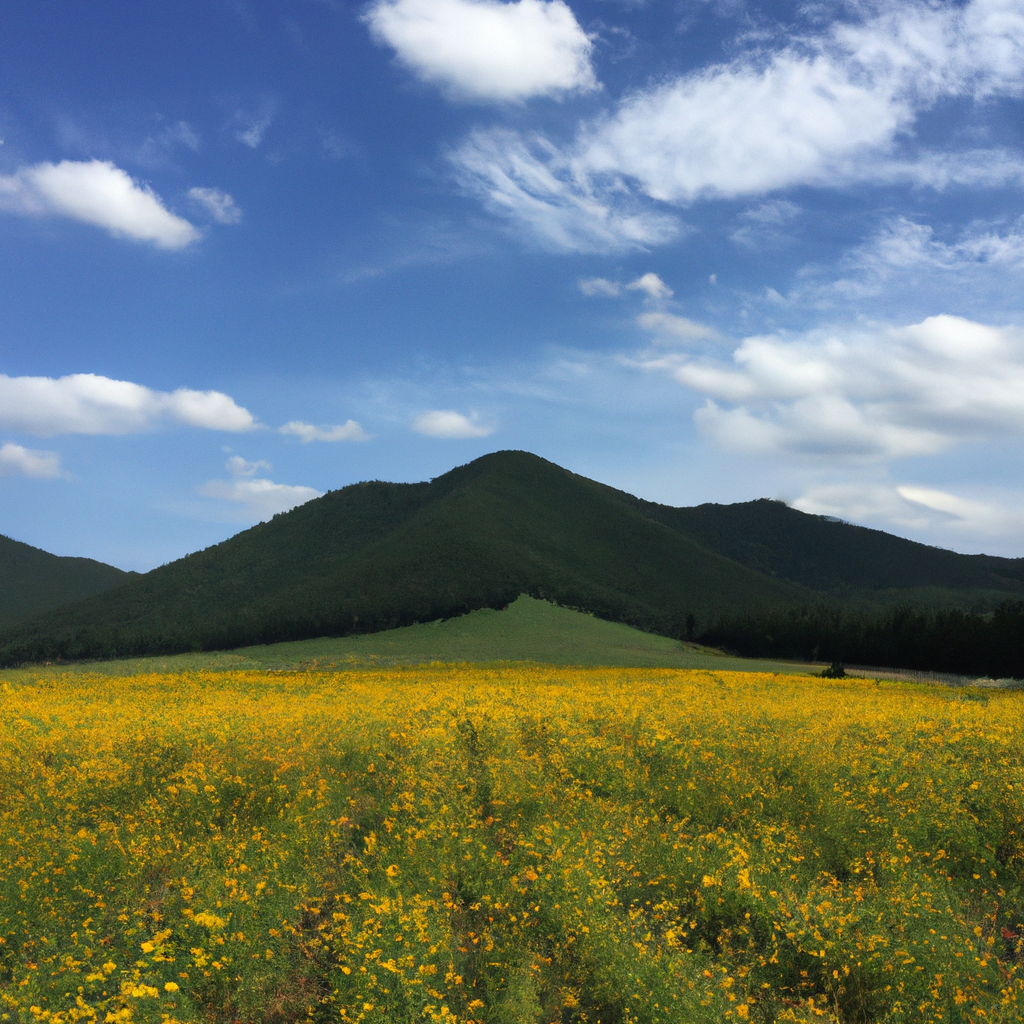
[279,420,371,442]
[0,373,256,436]
[198,457,321,521]
[188,187,242,225]
[0,442,61,479]
[412,409,494,438]
[626,272,672,301]
[450,129,680,252]
[0,160,200,248]
[363,0,597,102]
[452,0,1024,247]
[640,314,1024,461]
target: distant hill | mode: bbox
[0,534,134,630]
[647,498,1024,603]
[2,450,1023,667]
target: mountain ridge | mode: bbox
[2,450,1022,666]
[0,533,135,631]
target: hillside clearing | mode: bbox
[0,596,817,680]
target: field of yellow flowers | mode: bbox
[1,666,1022,1024]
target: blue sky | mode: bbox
[3,0,1024,569]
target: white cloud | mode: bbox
[188,187,242,225]
[279,420,371,442]
[450,129,680,252]
[580,54,908,204]
[0,373,256,436]
[636,311,720,342]
[779,214,1024,310]
[897,485,1019,534]
[794,482,1024,543]
[626,272,672,300]
[0,160,200,248]
[579,277,621,297]
[363,0,597,102]
[452,0,1024,247]
[412,409,494,438]
[225,455,271,477]
[640,314,1024,461]
[0,442,61,479]
[198,462,321,522]
[578,0,1024,203]
[579,273,673,298]
[853,215,1024,275]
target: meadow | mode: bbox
[1,665,1022,1024]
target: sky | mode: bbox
[3,0,1024,570]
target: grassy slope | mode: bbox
[0,596,816,680]
[0,533,133,630]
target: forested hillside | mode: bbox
[3,451,1023,672]
[0,534,133,630]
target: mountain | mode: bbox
[0,533,134,630]
[645,498,1024,603]
[2,450,1022,667]
[0,451,803,664]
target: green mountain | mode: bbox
[0,451,803,664]
[0,533,134,630]
[647,498,1024,604]
[2,450,1022,667]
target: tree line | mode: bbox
[698,601,1024,679]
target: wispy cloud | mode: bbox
[794,482,1024,545]
[452,0,1024,249]
[450,129,680,253]
[188,187,242,225]
[578,276,622,297]
[636,311,720,342]
[783,215,1024,310]
[233,100,278,148]
[364,0,597,102]
[0,373,256,436]
[0,159,199,248]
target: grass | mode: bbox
[0,596,820,680]
[2,664,1022,1023]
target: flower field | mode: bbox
[1,667,1023,1024]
